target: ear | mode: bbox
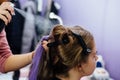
[77,64,82,72]
[77,63,86,74]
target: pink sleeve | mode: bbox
[0,30,12,73]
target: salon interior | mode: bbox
[0,0,120,80]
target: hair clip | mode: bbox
[47,41,59,47]
[62,33,70,44]
[72,32,91,54]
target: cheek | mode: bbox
[89,58,96,73]
[90,57,96,67]
[85,58,96,75]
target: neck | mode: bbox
[58,68,83,80]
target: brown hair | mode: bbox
[37,25,94,80]
[0,0,8,4]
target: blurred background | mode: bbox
[1,0,120,80]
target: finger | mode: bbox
[42,40,48,44]
[0,2,15,15]
[7,3,15,15]
[1,10,12,23]
[42,40,49,51]
[0,14,9,25]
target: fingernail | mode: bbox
[10,3,15,15]
[10,3,14,8]
[12,12,15,15]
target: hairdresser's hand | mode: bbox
[42,40,49,52]
[0,2,14,25]
[31,50,35,59]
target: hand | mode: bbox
[31,51,35,59]
[0,2,14,25]
[42,40,49,51]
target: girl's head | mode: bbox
[36,25,98,80]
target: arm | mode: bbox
[4,51,34,72]
[0,29,34,73]
[0,30,12,72]
[0,2,34,73]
